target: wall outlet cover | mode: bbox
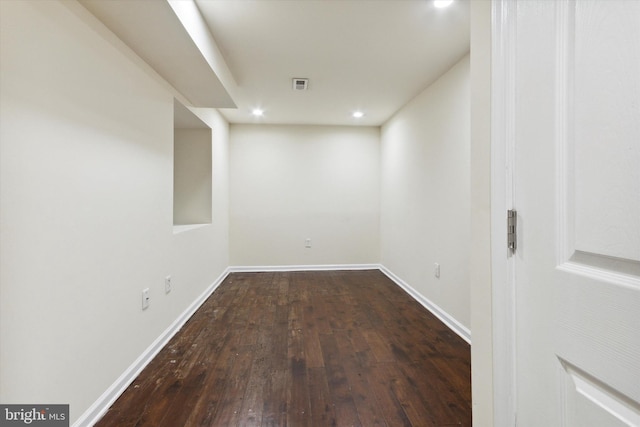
[142,288,150,310]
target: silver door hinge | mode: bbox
[507,209,517,252]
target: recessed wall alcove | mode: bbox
[173,99,212,229]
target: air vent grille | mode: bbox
[292,78,309,91]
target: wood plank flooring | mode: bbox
[95,270,471,427]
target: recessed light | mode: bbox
[251,108,264,117]
[352,111,364,118]
[434,0,454,8]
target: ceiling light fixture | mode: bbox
[434,0,454,8]
[352,111,364,118]
[251,108,264,117]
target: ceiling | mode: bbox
[81,0,470,127]
[195,0,470,126]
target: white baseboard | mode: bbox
[228,263,380,273]
[73,268,231,427]
[379,265,471,344]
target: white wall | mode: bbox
[174,128,213,225]
[0,1,229,424]
[380,55,470,330]
[229,124,380,266]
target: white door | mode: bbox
[510,0,640,425]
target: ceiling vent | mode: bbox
[292,78,309,91]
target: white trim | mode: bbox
[72,268,231,427]
[378,265,471,344]
[172,223,211,234]
[228,264,380,273]
[491,0,518,425]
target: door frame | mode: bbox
[490,0,518,425]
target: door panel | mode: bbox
[560,360,639,426]
[571,0,640,263]
[513,0,640,425]
[556,0,640,405]
[562,0,640,268]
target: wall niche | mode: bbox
[173,99,212,227]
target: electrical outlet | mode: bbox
[434,263,440,279]
[142,288,150,310]
[165,275,172,294]
[305,238,312,248]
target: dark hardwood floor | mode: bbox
[96,270,471,427]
